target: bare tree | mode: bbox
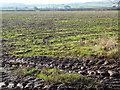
[108,0,120,7]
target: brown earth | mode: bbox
[0,55,120,90]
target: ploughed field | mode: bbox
[2,11,118,58]
[1,11,120,90]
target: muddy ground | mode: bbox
[0,56,120,90]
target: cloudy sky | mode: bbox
[0,0,108,4]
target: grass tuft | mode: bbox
[92,36,119,58]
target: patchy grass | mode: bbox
[2,11,118,58]
[14,68,93,85]
[13,67,109,89]
[36,68,88,84]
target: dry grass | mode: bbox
[93,36,119,58]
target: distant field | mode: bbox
[2,11,118,58]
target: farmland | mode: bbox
[2,11,118,58]
[1,11,120,89]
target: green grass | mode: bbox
[14,67,105,88]
[2,11,118,58]
[14,68,92,85]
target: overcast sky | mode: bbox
[0,0,108,4]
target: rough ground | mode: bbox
[0,56,120,90]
